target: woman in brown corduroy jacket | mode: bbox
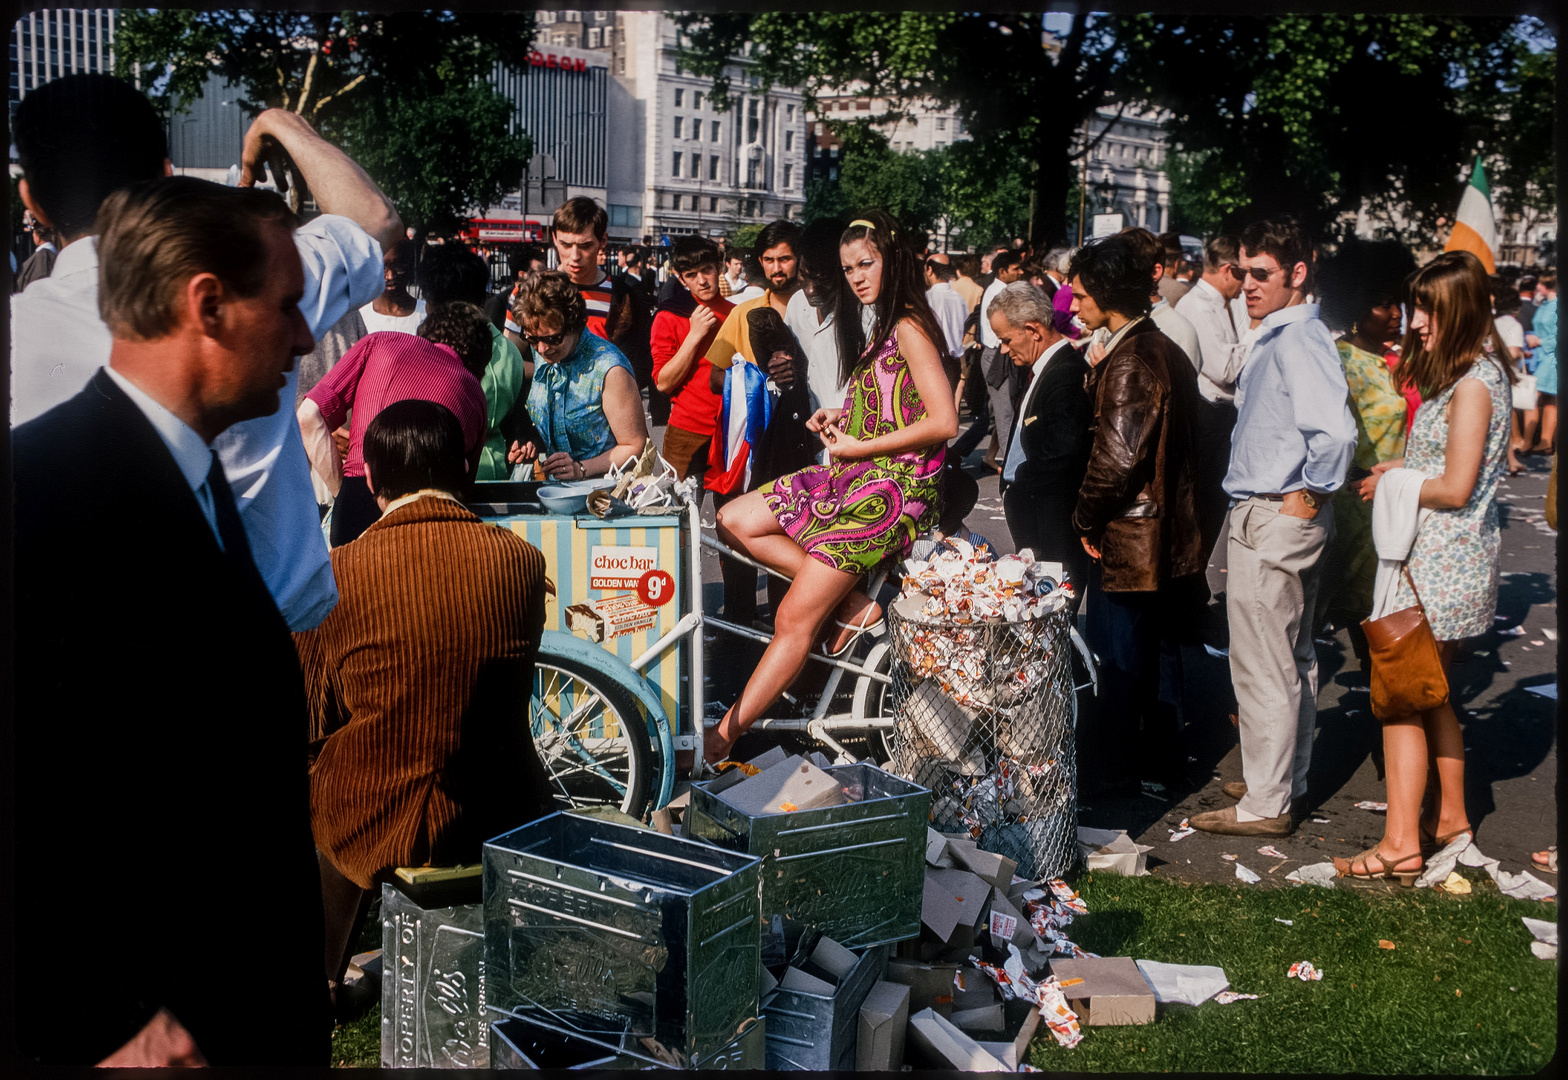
[295,399,558,993]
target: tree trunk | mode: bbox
[1028,109,1085,247]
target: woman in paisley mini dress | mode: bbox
[1338,251,1514,882]
[705,211,958,765]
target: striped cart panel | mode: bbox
[491,511,690,737]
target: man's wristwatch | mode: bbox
[1299,489,1325,510]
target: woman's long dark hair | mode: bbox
[833,209,948,388]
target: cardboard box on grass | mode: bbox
[1048,956,1157,1026]
[1077,826,1153,877]
[885,956,961,1018]
[906,1007,1011,1071]
[856,979,910,1071]
[975,1001,1042,1070]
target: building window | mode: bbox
[747,158,759,188]
[784,130,793,152]
[839,100,850,112]
[783,164,793,188]
[711,120,721,141]
[829,146,839,159]
[936,118,946,131]
[673,152,682,177]
[829,165,838,180]
[747,99,759,143]
[787,104,795,122]
[710,197,719,212]
[610,204,643,227]
[551,32,566,45]
[813,145,821,159]
[594,9,608,20]
[587,28,601,47]
[690,154,700,178]
[674,116,683,139]
[674,88,684,107]
[694,91,703,110]
[617,54,625,74]
[709,155,719,181]
[856,99,870,111]
[564,10,581,21]
[539,11,556,23]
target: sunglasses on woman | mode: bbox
[523,329,569,348]
[1227,264,1288,283]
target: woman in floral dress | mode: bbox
[1339,251,1514,882]
[706,210,958,765]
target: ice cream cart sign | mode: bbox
[590,545,658,589]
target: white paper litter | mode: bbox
[1275,918,1294,926]
[1354,801,1388,812]
[1526,913,1559,959]
[1257,845,1288,860]
[1235,863,1261,884]
[1414,835,1557,900]
[1221,854,1237,861]
[1498,626,1526,637]
[1530,941,1557,960]
[1525,683,1558,700]
[1168,819,1195,842]
[1135,959,1229,1006]
[1543,628,1557,641]
[1285,862,1340,888]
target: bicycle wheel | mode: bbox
[850,641,897,763]
[531,654,653,819]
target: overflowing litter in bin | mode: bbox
[897,539,1072,626]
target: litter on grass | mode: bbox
[1134,960,1230,1006]
[1414,834,1557,900]
[1287,961,1323,981]
[1440,872,1472,895]
[1378,940,1396,950]
[1275,918,1294,925]
[1524,917,1558,960]
[1285,862,1339,888]
[1257,845,1288,859]
[1214,992,1259,1005]
[1235,863,1261,884]
[1354,801,1388,812]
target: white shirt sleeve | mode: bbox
[293,214,386,340]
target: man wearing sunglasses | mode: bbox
[1190,218,1356,839]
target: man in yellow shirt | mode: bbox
[706,220,804,397]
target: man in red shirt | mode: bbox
[652,234,735,484]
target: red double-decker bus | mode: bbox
[457,218,549,245]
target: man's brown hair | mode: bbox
[417,301,494,379]
[513,269,588,333]
[96,176,299,341]
[1204,235,1240,272]
[553,196,607,239]
[1239,217,1315,293]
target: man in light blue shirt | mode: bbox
[1191,219,1356,838]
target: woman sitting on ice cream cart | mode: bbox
[705,210,958,766]
[506,270,648,481]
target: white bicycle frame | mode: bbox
[611,496,1099,782]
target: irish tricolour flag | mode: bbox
[1443,155,1497,273]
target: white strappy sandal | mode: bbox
[821,604,886,659]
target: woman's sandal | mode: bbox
[820,604,885,659]
[1531,846,1557,873]
[1334,844,1424,886]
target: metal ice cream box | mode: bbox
[685,763,929,951]
[483,812,763,1065]
[380,874,488,1069]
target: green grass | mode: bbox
[330,1006,381,1069]
[1027,869,1557,1074]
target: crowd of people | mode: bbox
[7,71,1553,1066]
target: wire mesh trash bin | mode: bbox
[883,599,1079,880]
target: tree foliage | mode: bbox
[1106,13,1549,245]
[675,12,1551,247]
[114,10,536,230]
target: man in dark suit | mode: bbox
[1067,234,1206,798]
[12,177,327,1065]
[990,280,1094,592]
